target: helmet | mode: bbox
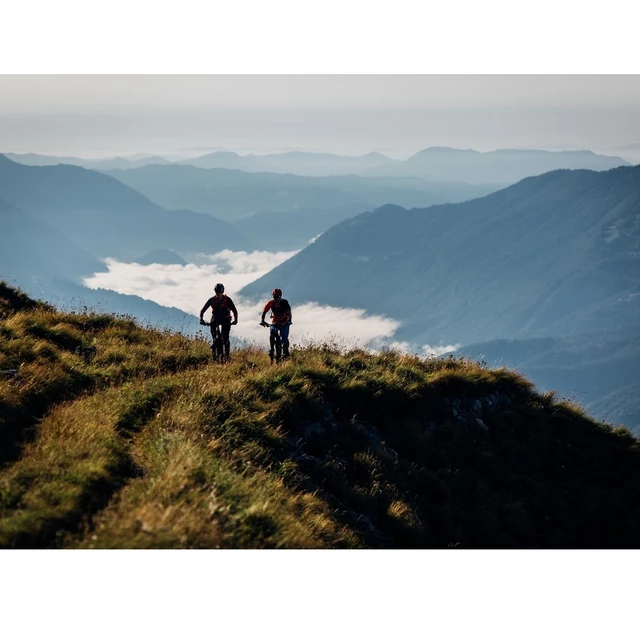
[272,288,282,298]
[214,283,225,294]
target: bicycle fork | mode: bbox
[269,328,289,363]
[211,327,228,362]
[268,333,280,363]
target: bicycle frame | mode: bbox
[202,321,226,362]
[261,321,290,363]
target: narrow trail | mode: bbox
[0,376,182,548]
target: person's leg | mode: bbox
[210,324,219,360]
[280,324,290,357]
[221,322,231,358]
[269,326,277,361]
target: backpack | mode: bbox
[271,298,291,323]
[210,295,231,321]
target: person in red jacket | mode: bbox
[260,288,292,360]
[199,283,238,360]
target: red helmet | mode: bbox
[214,283,225,294]
[272,288,282,298]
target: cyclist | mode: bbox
[199,283,238,360]
[260,288,292,360]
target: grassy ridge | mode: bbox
[2,282,640,548]
[0,281,210,465]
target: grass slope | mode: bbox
[1,282,639,549]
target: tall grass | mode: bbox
[0,301,210,465]
[2,283,640,548]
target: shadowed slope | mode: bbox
[1,284,639,549]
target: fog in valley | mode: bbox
[83,250,459,356]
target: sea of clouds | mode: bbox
[84,249,458,356]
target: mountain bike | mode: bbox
[260,321,292,363]
[201,320,227,363]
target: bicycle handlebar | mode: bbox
[200,319,237,327]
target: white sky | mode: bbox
[1,75,639,158]
[3,75,640,112]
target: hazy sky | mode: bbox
[2,75,640,158]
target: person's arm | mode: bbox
[228,297,239,325]
[284,299,292,323]
[199,298,212,323]
[261,300,272,323]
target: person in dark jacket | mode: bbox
[200,283,238,359]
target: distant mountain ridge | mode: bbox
[106,163,501,249]
[0,154,253,261]
[6,147,629,184]
[365,147,631,183]
[107,163,497,218]
[179,146,629,183]
[3,152,176,171]
[178,149,398,176]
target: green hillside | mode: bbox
[1,282,639,549]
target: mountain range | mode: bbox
[177,147,630,183]
[0,155,252,261]
[3,152,177,171]
[365,147,630,183]
[6,147,628,184]
[0,156,215,331]
[106,164,499,221]
[177,149,395,176]
[0,195,195,333]
[106,164,501,249]
[243,165,640,345]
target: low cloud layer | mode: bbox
[85,250,297,319]
[84,249,458,354]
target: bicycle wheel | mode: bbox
[217,332,225,359]
[211,327,224,362]
[275,330,282,362]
